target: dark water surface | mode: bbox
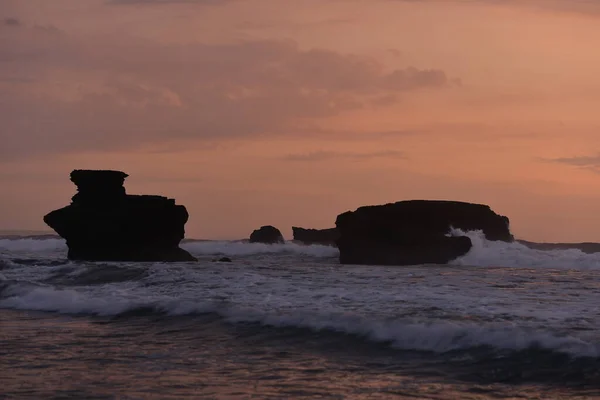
[2,309,599,400]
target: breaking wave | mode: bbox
[451,230,600,270]
[181,240,338,258]
[0,238,338,258]
[0,238,66,253]
[0,279,597,358]
[4,231,600,269]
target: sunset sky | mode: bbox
[2,0,600,241]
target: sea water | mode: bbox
[1,232,599,399]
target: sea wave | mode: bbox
[181,240,338,258]
[451,229,600,269]
[0,238,338,258]
[0,238,67,253]
[4,231,600,269]
[0,279,597,358]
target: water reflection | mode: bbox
[1,310,599,399]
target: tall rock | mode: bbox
[335,200,513,266]
[43,170,197,262]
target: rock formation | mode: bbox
[335,200,513,266]
[249,225,284,244]
[43,169,197,262]
[292,227,339,246]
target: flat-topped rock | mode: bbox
[43,169,196,262]
[70,169,128,187]
[336,200,513,266]
[69,169,128,205]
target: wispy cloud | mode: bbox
[516,0,600,15]
[547,154,600,168]
[284,150,406,162]
[236,18,354,31]
[3,18,21,27]
[108,0,234,5]
[389,0,600,15]
[0,22,451,161]
[543,153,600,175]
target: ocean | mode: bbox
[1,231,599,399]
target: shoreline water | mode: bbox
[4,231,600,252]
[1,233,600,399]
[1,308,598,399]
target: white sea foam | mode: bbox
[0,238,337,258]
[1,281,597,357]
[5,231,600,269]
[2,232,600,359]
[181,240,338,258]
[227,311,598,357]
[0,238,66,253]
[451,229,600,269]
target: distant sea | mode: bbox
[1,231,599,399]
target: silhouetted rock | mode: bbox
[213,257,232,262]
[43,169,197,262]
[69,169,127,205]
[292,227,339,246]
[336,200,513,266]
[249,225,284,244]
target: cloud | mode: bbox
[284,150,406,162]
[285,127,427,140]
[547,154,600,168]
[0,23,451,161]
[108,0,234,5]
[515,0,600,15]
[385,67,447,90]
[236,18,354,32]
[388,0,600,15]
[3,18,20,27]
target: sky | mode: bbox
[1,0,600,241]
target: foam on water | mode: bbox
[2,233,600,361]
[1,279,597,358]
[4,231,600,269]
[181,240,338,258]
[0,238,66,253]
[451,229,600,269]
[0,238,338,258]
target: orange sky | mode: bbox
[2,0,600,241]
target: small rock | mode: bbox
[248,225,284,244]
